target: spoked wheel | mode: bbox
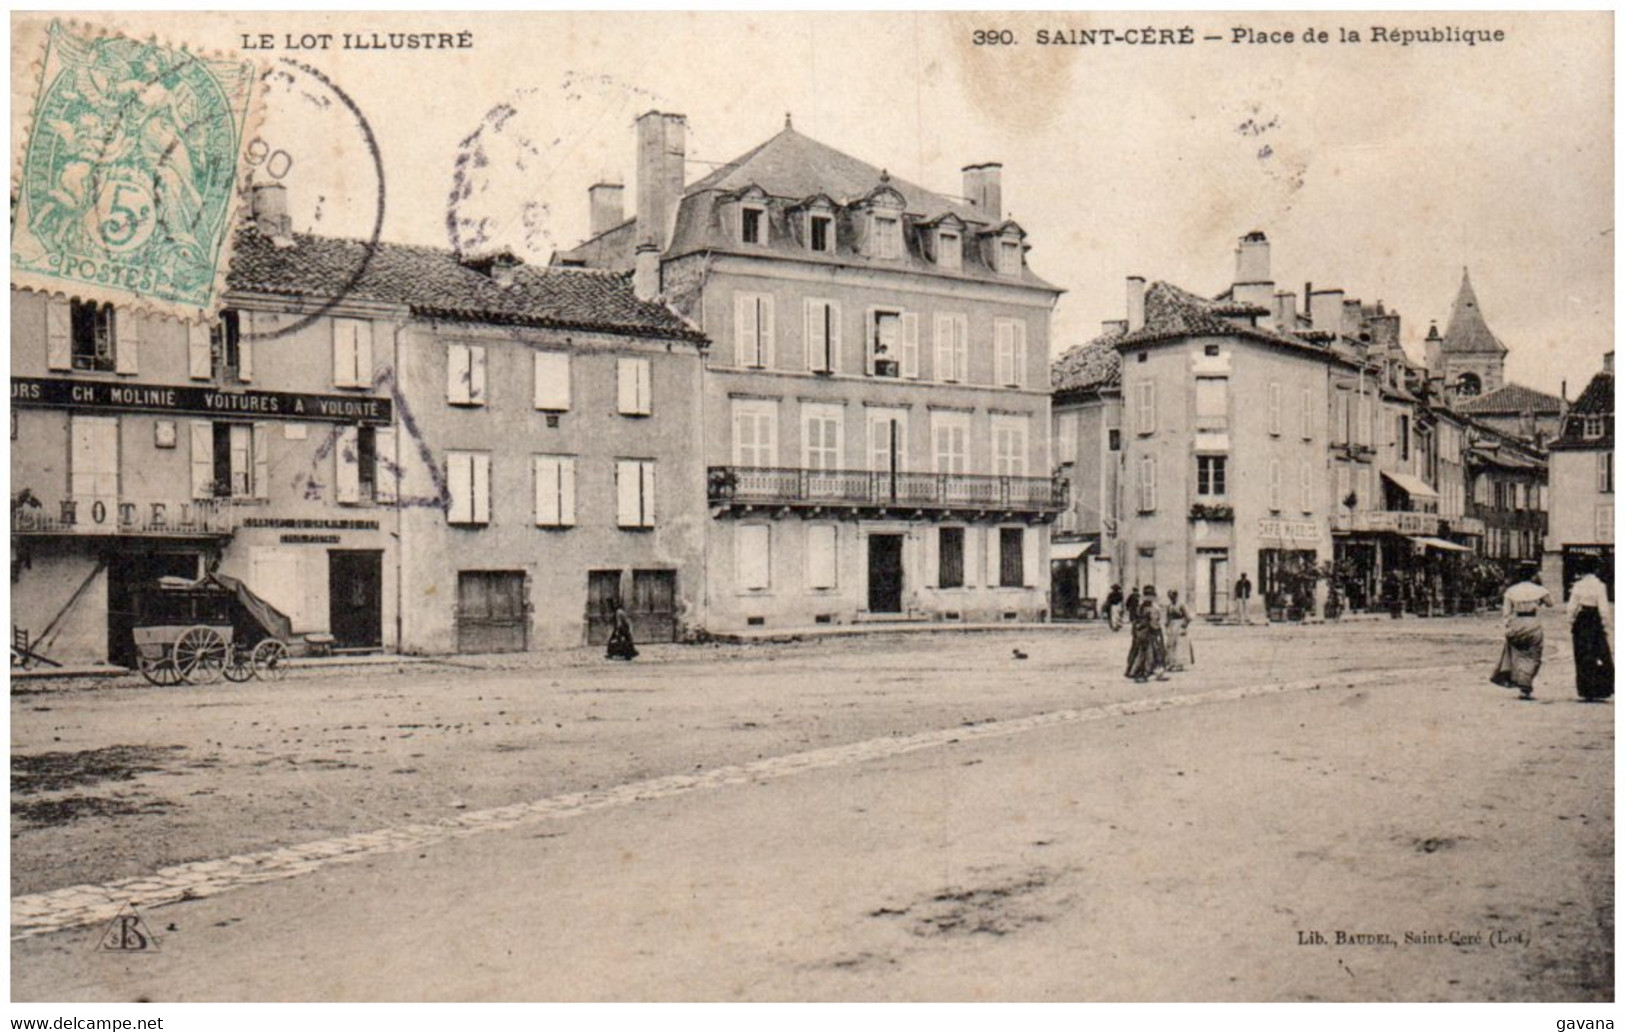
[137,650,183,687]
[172,625,228,685]
[252,639,289,682]
[222,645,256,683]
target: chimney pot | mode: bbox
[251,181,294,247]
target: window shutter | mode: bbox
[535,456,560,526]
[1301,386,1312,438]
[446,453,471,523]
[636,360,651,414]
[471,453,490,524]
[1142,381,1157,433]
[190,422,214,499]
[995,322,1012,385]
[559,457,577,526]
[758,296,775,369]
[46,300,72,371]
[335,426,361,504]
[447,344,467,403]
[805,301,823,373]
[375,428,398,504]
[1146,455,1159,511]
[253,423,270,499]
[826,302,841,373]
[984,526,1000,587]
[807,525,836,589]
[864,309,878,374]
[1021,528,1038,588]
[900,312,919,378]
[735,293,757,366]
[114,309,139,374]
[922,528,939,588]
[1010,321,1026,388]
[934,316,952,382]
[640,462,656,526]
[963,524,980,588]
[534,351,571,410]
[617,359,637,414]
[238,314,254,382]
[471,345,488,404]
[738,525,771,590]
[185,322,211,379]
[1300,461,1311,512]
[1269,460,1282,511]
[355,321,374,388]
[1268,383,1282,434]
[616,460,639,526]
[333,321,356,386]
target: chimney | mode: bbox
[1233,232,1273,311]
[588,182,625,238]
[633,243,660,302]
[635,111,686,252]
[962,162,1003,221]
[1424,322,1444,375]
[1102,318,1129,337]
[251,182,294,247]
[1309,289,1345,334]
[1126,276,1147,333]
[490,253,518,289]
[1606,351,1615,375]
[1273,291,1297,330]
[1341,298,1363,340]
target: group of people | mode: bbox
[1491,566,1613,702]
[1104,583,1194,683]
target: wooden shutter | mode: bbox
[375,428,398,504]
[1021,528,1038,589]
[1300,386,1312,439]
[238,313,254,381]
[922,528,939,588]
[188,322,213,379]
[535,456,560,526]
[471,453,490,524]
[954,318,968,381]
[253,423,270,499]
[735,293,758,366]
[984,527,1000,587]
[558,457,576,526]
[190,422,214,499]
[617,359,638,414]
[354,321,374,388]
[934,315,953,382]
[864,309,877,374]
[1269,460,1282,511]
[46,300,72,370]
[534,351,571,410]
[114,309,139,374]
[1300,461,1312,512]
[639,461,656,526]
[335,426,361,504]
[616,460,639,526]
[805,300,825,373]
[758,296,775,369]
[900,312,919,378]
[807,525,836,589]
[1269,383,1282,434]
[825,302,841,373]
[995,322,1013,385]
[446,453,471,523]
[963,524,980,588]
[738,525,770,590]
[447,344,468,403]
[471,345,487,404]
[333,321,356,386]
[1009,320,1026,388]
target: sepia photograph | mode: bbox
[6,8,1614,1017]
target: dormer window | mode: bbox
[1584,415,1606,439]
[937,229,961,271]
[809,214,833,254]
[741,205,765,245]
[873,214,902,260]
[999,239,1022,276]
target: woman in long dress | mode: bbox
[1125,585,1168,682]
[1163,589,1194,672]
[1567,570,1614,701]
[606,604,639,661]
[1491,572,1552,699]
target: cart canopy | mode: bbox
[207,572,294,642]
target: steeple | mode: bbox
[1442,267,1507,355]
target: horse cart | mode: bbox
[131,573,293,686]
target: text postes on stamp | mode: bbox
[12,21,261,319]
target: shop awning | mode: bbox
[1381,470,1440,501]
[1051,540,1095,561]
[1408,536,1473,553]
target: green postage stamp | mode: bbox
[12,21,260,316]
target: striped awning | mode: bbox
[1051,540,1095,561]
[1408,536,1473,553]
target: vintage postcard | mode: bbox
[8,10,1613,1015]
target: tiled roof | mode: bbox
[1569,370,1613,416]
[1459,382,1564,415]
[1548,370,1613,450]
[686,127,980,224]
[1441,269,1507,355]
[229,230,704,342]
[1052,335,1122,395]
[1113,281,1344,362]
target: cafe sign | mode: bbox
[11,377,392,425]
[1257,518,1320,543]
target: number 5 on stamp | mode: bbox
[11,21,262,318]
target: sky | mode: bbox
[14,11,1613,395]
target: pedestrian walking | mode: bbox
[1566,566,1614,702]
[1491,570,1553,699]
[1164,589,1194,672]
[1125,585,1169,682]
[1234,572,1253,625]
[1105,583,1125,631]
[1125,585,1142,627]
[606,603,639,661]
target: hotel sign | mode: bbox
[10,378,392,425]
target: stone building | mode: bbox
[11,184,709,664]
[557,113,1065,629]
[1465,421,1549,576]
[1544,352,1614,597]
[1049,334,1123,618]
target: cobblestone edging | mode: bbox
[12,665,1465,940]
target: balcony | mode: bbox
[1331,510,1441,536]
[12,495,235,538]
[708,466,1067,521]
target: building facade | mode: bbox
[558,114,1065,629]
[1465,422,1549,575]
[1050,334,1123,618]
[1544,353,1614,598]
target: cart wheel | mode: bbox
[252,639,289,682]
[173,626,228,685]
[137,652,182,687]
[222,645,255,683]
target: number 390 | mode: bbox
[972,29,1015,45]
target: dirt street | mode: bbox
[9,616,1614,1001]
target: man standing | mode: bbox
[1234,572,1253,625]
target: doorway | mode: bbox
[328,550,383,649]
[1197,549,1230,618]
[867,534,904,613]
[456,570,527,653]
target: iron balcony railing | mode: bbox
[708,466,1068,513]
